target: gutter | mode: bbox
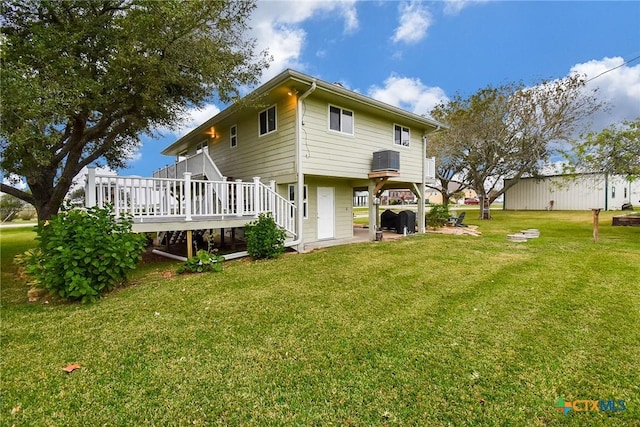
[288,80,317,250]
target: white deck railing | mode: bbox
[85,168,296,235]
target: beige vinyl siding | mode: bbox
[207,96,297,182]
[300,96,424,182]
[302,177,353,244]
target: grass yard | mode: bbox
[1,211,639,426]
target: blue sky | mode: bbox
[123,0,640,178]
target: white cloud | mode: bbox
[251,0,359,81]
[443,0,488,16]
[570,56,640,131]
[368,74,449,117]
[391,1,432,44]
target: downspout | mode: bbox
[288,80,316,250]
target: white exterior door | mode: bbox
[317,187,335,240]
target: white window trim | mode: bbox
[393,124,411,148]
[258,105,277,137]
[230,124,237,148]
[328,104,355,135]
[288,184,308,219]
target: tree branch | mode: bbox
[0,183,35,206]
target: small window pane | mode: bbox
[267,106,276,132]
[230,125,237,147]
[402,127,410,146]
[394,125,410,147]
[342,110,353,134]
[329,106,341,131]
[259,111,267,135]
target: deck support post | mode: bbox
[186,230,193,258]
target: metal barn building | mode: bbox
[504,173,639,211]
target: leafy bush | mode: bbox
[245,212,286,259]
[426,203,450,229]
[22,205,147,303]
[177,250,224,274]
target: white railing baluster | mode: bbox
[235,179,243,217]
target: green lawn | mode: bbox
[1,211,639,426]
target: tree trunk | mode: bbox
[29,169,74,222]
[479,194,491,219]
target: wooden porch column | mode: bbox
[186,230,193,258]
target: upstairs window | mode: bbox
[259,105,276,136]
[329,105,354,134]
[230,125,237,148]
[394,124,410,147]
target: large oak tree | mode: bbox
[1,0,269,220]
[428,75,603,218]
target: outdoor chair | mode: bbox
[454,211,467,227]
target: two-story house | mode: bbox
[86,69,445,257]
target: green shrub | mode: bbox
[245,212,286,259]
[22,205,147,303]
[177,250,224,274]
[426,203,450,229]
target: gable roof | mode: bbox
[162,69,447,155]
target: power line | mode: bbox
[585,54,640,83]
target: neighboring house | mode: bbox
[86,69,446,255]
[504,173,639,211]
[424,182,477,205]
[383,189,417,205]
